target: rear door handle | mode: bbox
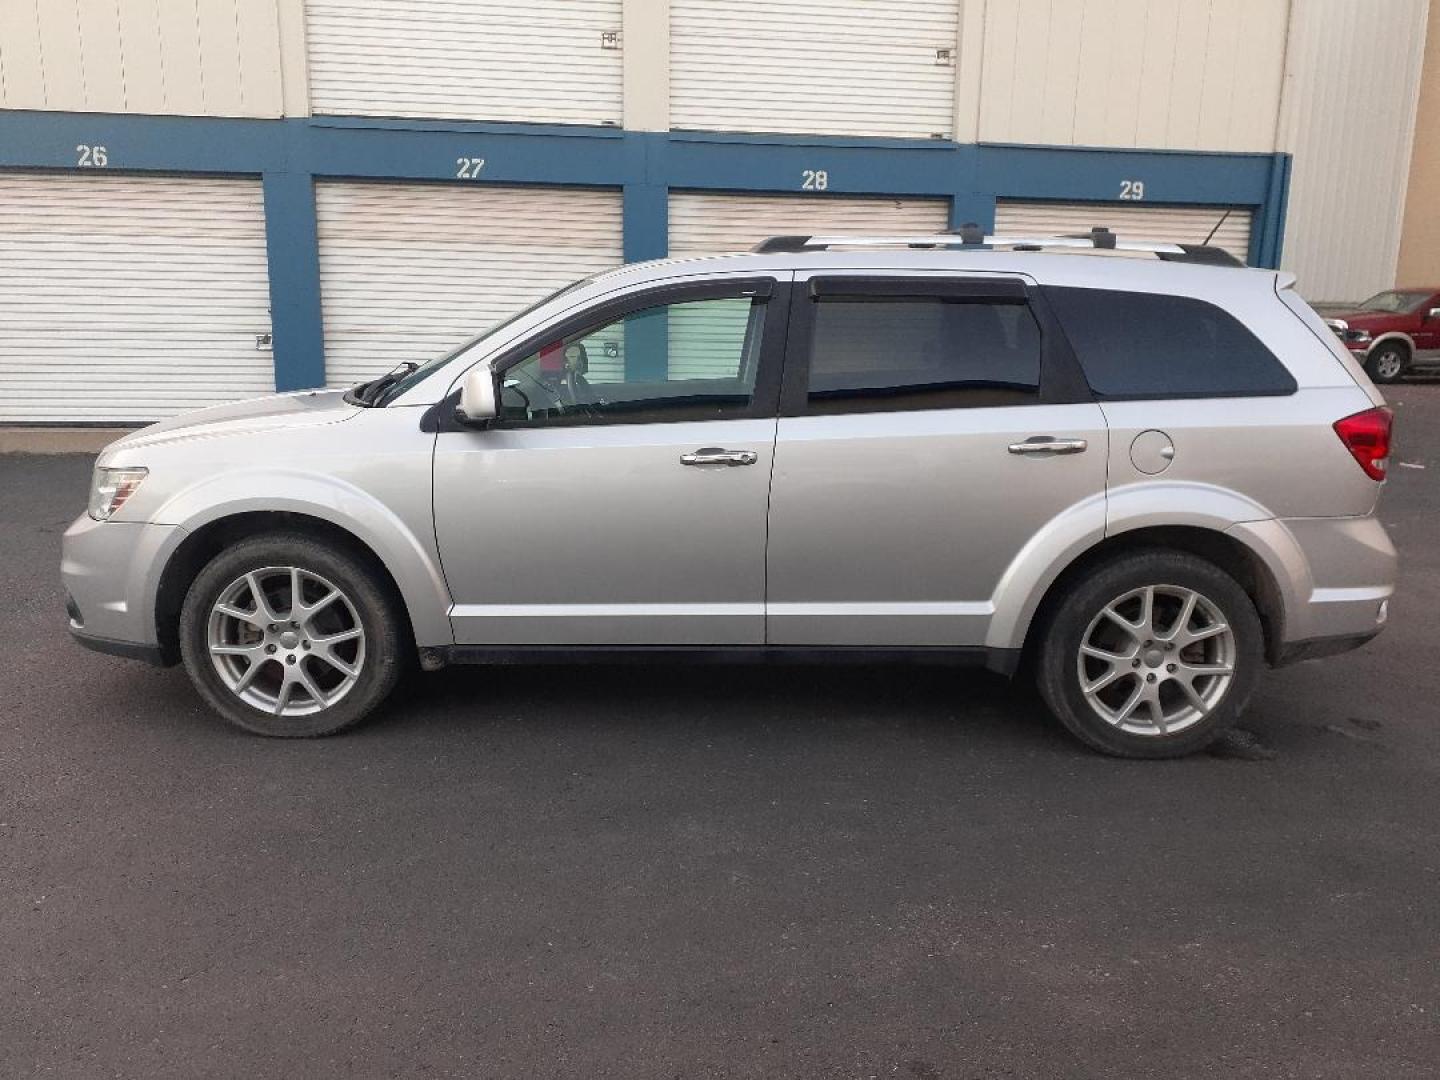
[1008,436,1089,456]
[680,447,759,467]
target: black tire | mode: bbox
[178,532,406,737]
[1365,343,1409,384]
[1035,549,1265,759]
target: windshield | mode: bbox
[374,274,599,404]
[1357,290,1432,314]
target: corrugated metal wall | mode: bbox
[1,0,1432,387]
[994,201,1254,264]
[670,0,962,138]
[314,182,624,387]
[305,0,623,124]
[1278,0,1430,302]
[0,173,274,422]
[967,0,1290,152]
[0,0,285,117]
[668,193,951,254]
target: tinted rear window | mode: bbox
[1044,286,1296,399]
[806,298,1041,413]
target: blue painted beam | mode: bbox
[666,134,966,197]
[261,172,326,391]
[0,110,281,173]
[0,111,1287,213]
[623,132,669,262]
[295,118,632,186]
[976,143,1278,207]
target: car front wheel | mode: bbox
[178,533,406,737]
[1036,550,1264,758]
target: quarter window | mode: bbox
[1044,286,1297,399]
[804,297,1043,413]
[498,295,766,425]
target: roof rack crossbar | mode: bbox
[750,230,1244,267]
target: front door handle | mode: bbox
[1008,436,1089,456]
[680,447,759,467]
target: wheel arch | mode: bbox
[153,510,442,665]
[1012,525,1290,669]
[1367,332,1414,360]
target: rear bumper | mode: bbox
[1230,515,1395,658]
[1274,629,1383,667]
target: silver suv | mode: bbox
[62,231,1397,757]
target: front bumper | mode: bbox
[61,514,186,663]
[68,628,168,666]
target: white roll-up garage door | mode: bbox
[994,201,1254,265]
[671,0,960,138]
[668,192,950,255]
[0,174,273,424]
[315,182,624,387]
[306,0,623,125]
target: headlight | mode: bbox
[1344,329,1373,345]
[88,466,148,521]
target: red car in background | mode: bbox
[1325,288,1440,383]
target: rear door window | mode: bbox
[801,289,1043,414]
[1044,286,1297,399]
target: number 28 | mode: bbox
[802,169,829,191]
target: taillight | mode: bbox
[1333,407,1393,482]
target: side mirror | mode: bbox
[455,364,498,425]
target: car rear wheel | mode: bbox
[1036,550,1264,758]
[179,533,406,737]
[1366,343,1408,384]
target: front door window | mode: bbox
[498,295,766,426]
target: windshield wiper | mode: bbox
[345,361,419,407]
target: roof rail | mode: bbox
[750,227,1245,267]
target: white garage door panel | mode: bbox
[995,201,1254,265]
[316,183,624,387]
[306,0,622,124]
[668,192,950,255]
[0,174,273,424]
[671,0,960,138]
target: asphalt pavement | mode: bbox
[2,387,1439,1079]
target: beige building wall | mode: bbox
[1398,0,1440,286]
[0,0,287,117]
[1278,0,1429,303]
[962,0,1291,152]
[624,0,669,131]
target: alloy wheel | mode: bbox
[1076,584,1236,736]
[206,566,366,717]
